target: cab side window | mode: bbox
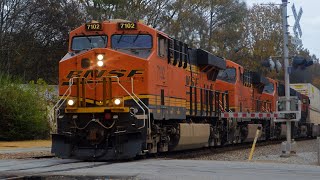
[263,82,275,94]
[158,34,167,58]
[217,68,237,83]
[242,70,252,87]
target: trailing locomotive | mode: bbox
[52,20,319,160]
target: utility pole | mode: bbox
[265,1,304,157]
[281,0,295,157]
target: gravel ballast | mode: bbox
[177,139,320,165]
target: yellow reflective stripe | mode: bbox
[65,107,129,113]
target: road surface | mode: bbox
[0,158,320,180]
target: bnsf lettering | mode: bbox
[62,69,144,85]
[83,70,107,78]
[109,69,126,77]
[65,69,144,79]
[66,70,83,78]
[127,70,143,77]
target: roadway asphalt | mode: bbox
[0,158,320,180]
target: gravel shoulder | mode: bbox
[176,139,320,166]
[0,140,51,149]
[0,140,52,159]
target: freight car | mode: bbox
[290,83,320,137]
[52,20,319,160]
[276,84,313,138]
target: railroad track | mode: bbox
[0,160,114,180]
[19,138,308,160]
[11,137,314,161]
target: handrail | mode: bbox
[218,100,224,112]
[110,76,147,130]
[131,78,151,135]
[218,99,232,113]
[218,100,225,112]
[51,76,150,138]
[51,77,78,133]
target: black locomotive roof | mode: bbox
[251,72,269,85]
[196,49,226,70]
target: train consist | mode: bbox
[52,20,320,160]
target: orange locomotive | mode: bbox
[215,60,269,113]
[52,20,229,160]
[52,20,295,160]
[214,60,276,142]
[261,78,278,112]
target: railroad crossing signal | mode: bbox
[292,56,313,69]
[292,4,303,38]
[261,57,282,73]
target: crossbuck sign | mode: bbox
[292,4,303,38]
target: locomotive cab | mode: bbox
[215,60,255,112]
[215,60,269,113]
[261,78,278,112]
[52,20,158,160]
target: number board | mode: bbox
[118,22,137,30]
[85,23,102,31]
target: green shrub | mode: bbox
[0,73,51,140]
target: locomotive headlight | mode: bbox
[114,98,121,105]
[97,60,104,67]
[97,54,104,61]
[67,99,75,106]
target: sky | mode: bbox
[244,0,320,59]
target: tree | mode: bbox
[0,0,33,74]
[0,0,84,83]
[0,0,319,85]
[241,4,282,73]
[157,0,247,53]
[0,74,51,140]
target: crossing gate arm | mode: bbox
[221,112,279,119]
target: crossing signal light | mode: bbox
[261,57,282,73]
[292,56,313,69]
[275,59,282,73]
[261,57,275,71]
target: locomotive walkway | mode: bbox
[0,159,320,180]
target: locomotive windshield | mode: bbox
[263,82,275,94]
[111,34,152,58]
[217,68,236,83]
[71,35,107,51]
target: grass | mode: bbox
[0,140,51,149]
